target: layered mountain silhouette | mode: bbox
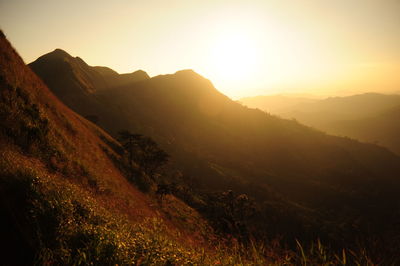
[29,49,149,120]
[241,93,400,154]
[0,31,213,264]
[2,27,400,262]
[30,49,400,244]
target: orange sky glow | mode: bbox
[1,0,399,98]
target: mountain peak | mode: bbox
[53,48,68,54]
[174,69,199,77]
[47,48,72,59]
[29,48,73,65]
[131,69,150,79]
[173,69,212,84]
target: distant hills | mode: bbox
[0,32,213,264]
[31,48,150,92]
[2,28,400,262]
[29,49,149,118]
[241,93,400,154]
[30,48,400,246]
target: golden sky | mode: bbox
[1,0,399,98]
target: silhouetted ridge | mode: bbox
[30,46,400,258]
[1,30,221,265]
[174,69,197,75]
[29,49,151,116]
[139,69,221,99]
[39,48,72,61]
[160,69,218,95]
[131,69,150,79]
[30,49,149,90]
[241,93,400,153]
[93,67,150,80]
[93,66,119,76]
[173,69,211,82]
[118,69,150,84]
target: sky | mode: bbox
[0,0,399,99]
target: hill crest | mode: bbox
[0,30,217,264]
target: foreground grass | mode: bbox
[1,146,389,265]
[0,152,384,265]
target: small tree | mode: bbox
[118,130,169,179]
[155,182,176,203]
[136,137,169,178]
[206,190,255,240]
[118,130,142,170]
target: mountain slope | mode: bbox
[0,31,219,265]
[29,49,149,121]
[30,49,400,247]
[241,93,400,154]
[239,94,318,114]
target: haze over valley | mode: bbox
[1,0,400,264]
[241,92,400,154]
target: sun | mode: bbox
[208,31,261,86]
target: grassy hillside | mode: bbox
[3,28,400,263]
[30,47,400,255]
[1,30,381,265]
[241,93,400,154]
[0,30,221,265]
[29,48,149,124]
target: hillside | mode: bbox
[29,49,149,121]
[0,31,224,265]
[3,30,387,265]
[239,94,318,114]
[241,93,400,154]
[30,48,400,251]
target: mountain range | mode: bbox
[241,93,400,154]
[0,31,215,265]
[29,48,400,244]
[2,29,400,263]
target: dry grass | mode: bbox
[0,31,391,265]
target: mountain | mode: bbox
[241,93,400,154]
[29,49,149,119]
[3,28,400,262]
[0,31,220,265]
[239,94,318,114]
[31,49,400,249]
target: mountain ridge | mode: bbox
[1,30,219,265]
[241,93,400,154]
[30,48,150,92]
[30,48,400,248]
[2,31,400,262]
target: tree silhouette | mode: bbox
[155,182,176,203]
[205,190,255,240]
[138,137,169,177]
[118,130,169,178]
[118,130,142,170]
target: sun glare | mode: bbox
[209,32,260,86]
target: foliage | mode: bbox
[117,130,169,192]
[0,81,50,154]
[0,163,190,264]
[2,30,400,264]
[2,157,369,265]
[2,161,387,265]
[201,190,256,240]
[30,46,400,255]
[118,130,169,178]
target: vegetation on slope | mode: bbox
[0,151,382,265]
[30,48,400,253]
[0,30,214,264]
[2,30,400,264]
[241,93,400,154]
